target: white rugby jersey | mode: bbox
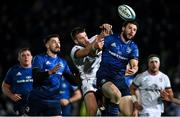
[133,70,171,114]
[70,35,102,80]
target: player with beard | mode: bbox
[70,24,112,116]
[130,54,174,117]
[25,34,79,116]
[96,20,139,116]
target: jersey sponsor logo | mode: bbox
[26,76,32,79]
[17,79,33,83]
[59,91,65,94]
[108,50,128,60]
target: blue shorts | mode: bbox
[125,76,134,87]
[13,94,29,115]
[25,96,62,116]
[96,68,130,96]
[61,105,72,116]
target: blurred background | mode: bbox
[0,0,180,115]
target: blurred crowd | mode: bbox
[0,0,179,115]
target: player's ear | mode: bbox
[18,55,20,62]
[122,27,125,32]
[45,43,49,48]
[74,39,78,44]
[18,57,20,61]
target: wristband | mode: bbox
[68,99,72,104]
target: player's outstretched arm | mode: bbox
[161,90,180,105]
[125,59,138,76]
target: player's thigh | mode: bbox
[102,81,122,100]
[84,92,98,109]
[119,96,133,116]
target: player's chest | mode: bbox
[14,70,32,83]
[141,76,165,88]
[109,42,132,55]
[44,59,65,71]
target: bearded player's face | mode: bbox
[47,37,61,54]
[122,23,137,41]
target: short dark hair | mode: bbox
[70,27,85,40]
[122,20,139,29]
[44,34,60,44]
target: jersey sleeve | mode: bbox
[70,46,82,61]
[63,60,72,75]
[130,43,139,60]
[63,60,78,84]
[70,46,86,66]
[164,74,171,88]
[133,73,142,87]
[32,55,44,70]
[3,68,13,85]
[103,35,112,49]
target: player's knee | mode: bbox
[87,107,98,116]
[111,94,121,104]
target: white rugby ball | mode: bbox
[118,4,136,21]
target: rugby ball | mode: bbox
[118,4,136,21]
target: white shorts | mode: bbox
[81,78,97,96]
[139,111,161,117]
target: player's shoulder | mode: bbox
[34,53,45,58]
[8,64,20,71]
[57,55,68,64]
[71,45,84,58]
[108,33,118,39]
[104,34,118,44]
[71,45,83,51]
[159,71,169,78]
[135,71,148,78]
[6,64,21,75]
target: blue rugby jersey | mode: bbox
[31,54,73,101]
[99,34,139,77]
[59,77,78,99]
[4,64,33,95]
[59,77,79,116]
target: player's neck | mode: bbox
[47,51,57,58]
[148,70,159,75]
[120,33,130,43]
[20,63,32,68]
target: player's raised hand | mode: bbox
[99,23,113,38]
[48,64,61,75]
[125,63,138,76]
